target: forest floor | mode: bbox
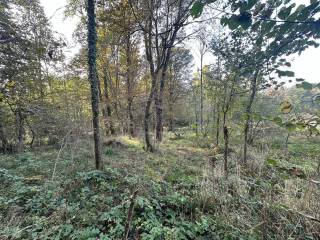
[0,129,320,239]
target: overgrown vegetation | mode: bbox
[1,132,320,239]
[1,0,320,239]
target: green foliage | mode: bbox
[1,129,320,239]
[265,158,279,166]
[297,81,313,90]
[190,1,205,18]
[104,147,113,156]
[191,0,217,18]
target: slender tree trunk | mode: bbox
[87,0,102,170]
[200,53,204,135]
[243,70,259,164]
[216,103,220,146]
[143,11,156,152]
[223,110,229,176]
[16,107,24,152]
[221,76,235,177]
[17,118,24,152]
[285,133,290,149]
[144,73,157,152]
[155,73,164,141]
[193,90,199,135]
[102,67,115,135]
[154,30,177,141]
[168,65,174,132]
[0,120,8,153]
[126,34,135,138]
[114,46,120,120]
[155,53,171,141]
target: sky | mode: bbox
[40,0,320,83]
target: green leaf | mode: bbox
[191,1,204,18]
[238,11,253,29]
[296,122,306,130]
[295,4,306,13]
[261,21,276,34]
[266,159,278,166]
[276,70,294,78]
[252,113,262,121]
[285,122,296,132]
[256,37,263,46]
[220,16,229,26]
[273,116,283,126]
[295,78,305,82]
[301,81,313,90]
[277,4,295,20]
[240,0,257,11]
[228,15,240,30]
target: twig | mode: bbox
[295,211,320,223]
[123,189,139,240]
[51,131,70,181]
[308,179,320,185]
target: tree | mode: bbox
[167,47,193,131]
[87,0,102,169]
[0,0,63,152]
[130,0,195,150]
[195,30,209,135]
[208,35,247,176]
[192,0,320,163]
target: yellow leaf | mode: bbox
[280,101,292,114]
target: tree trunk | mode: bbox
[200,53,204,135]
[102,67,115,136]
[223,111,228,176]
[87,0,102,170]
[0,120,9,153]
[144,73,157,152]
[168,65,174,132]
[168,92,174,132]
[155,57,170,142]
[143,12,156,152]
[16,107,24,152]
[154,79,163,141]
[126,34,135,138]
[114,46,120,121]
[215,103,220,146]
[243,70,259,164]
[285,133,290,149]
[154,32,177,141]
[194,94,199,135]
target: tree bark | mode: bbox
[0,120,9,153]
[243,70,259,164]
[200,53,204,135]
[215,103,220,146]
[143,14,156,152]
[102,66,115,136]
[223,110,229,176]
[168,67,174,132]
[144,73,156,152]
[87,0,102,170]
[16,107,24,152]
[126,34,135,138]
[154,69,165,141]
[155,47,173,142]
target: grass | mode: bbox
[0,129,319,239]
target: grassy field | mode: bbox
[0,130,319,239]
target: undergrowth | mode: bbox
[0,131,319,239]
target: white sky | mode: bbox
[40,0,319,83]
